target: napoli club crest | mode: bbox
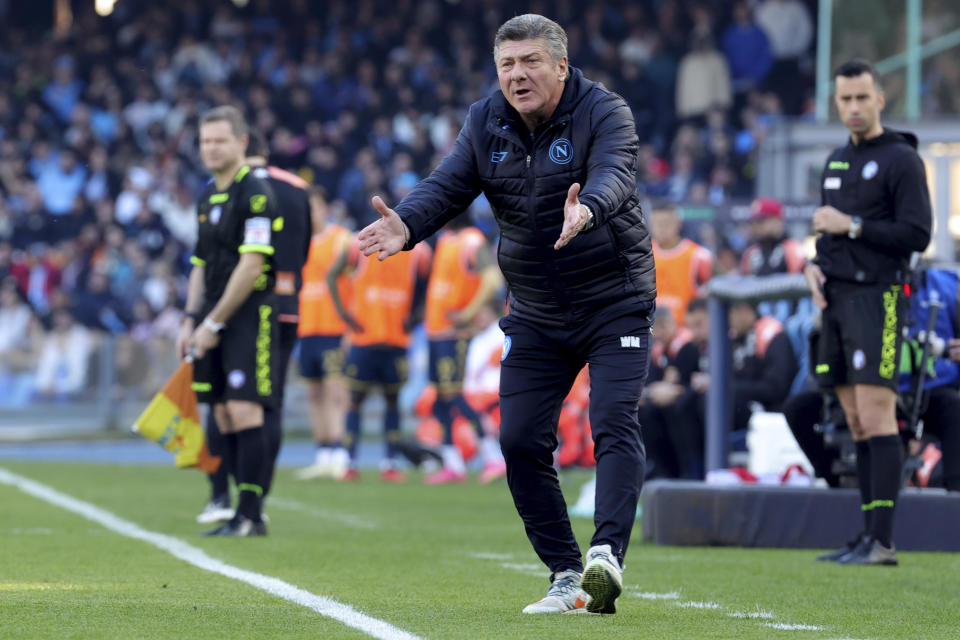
[549,138,573,165]
[861,161,878,180]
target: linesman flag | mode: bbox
[131,360,220,473]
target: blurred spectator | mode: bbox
[0,278,42,407]
[34,308,93,399]
[73,270,129,333]
[676,32,731,121]
[649,202,714,326]
[755,0,814,113]
[36,147,86,216]
[722,1,773,95]
[740,197,806,277]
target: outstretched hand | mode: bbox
[358,196,409,261]
[554,183,592,250]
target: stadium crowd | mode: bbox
[0,0,818,405]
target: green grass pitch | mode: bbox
[1,461,958,640]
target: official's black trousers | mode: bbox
[498,303,653,573]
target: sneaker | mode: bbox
[295,462,331,481]
[202,514,267,537]
[581,544,622,614]
[816,532,868,562]
[339,468,360,482]
[329,448,350,481]
[478,459,507,484]
[380,468,407,483]
[522,570,590,614]
[836,536,898,566]
[196,495,234,524]
[425,468,467,485]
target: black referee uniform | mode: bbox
[814,128,932,552]
[815,129,931,387]
[192,165,282,408]
[192,165,281,527]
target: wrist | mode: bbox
[847,215,863,239]
[401,221,411,246]
[202,316,226,334]
[580,204,595,231]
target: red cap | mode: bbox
[749,197,783,221]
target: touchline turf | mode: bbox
[1,461,958,640]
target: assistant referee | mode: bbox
[804,59,932,565]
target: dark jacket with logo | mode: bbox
[395,67,656,327]
[816,128,931,285]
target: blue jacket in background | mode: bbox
[900,267,960,391]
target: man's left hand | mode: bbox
[812,206,852,235]
[554,183,592,250]
[189,324,220,359]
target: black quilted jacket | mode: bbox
[396,67,656,327]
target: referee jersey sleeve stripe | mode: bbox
[239,244,276,255]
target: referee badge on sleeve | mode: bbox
[501,336,512,362]
[243,217,272,245]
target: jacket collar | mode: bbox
[490,66,595,131]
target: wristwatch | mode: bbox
[581,204,595,231]
[202,316,226,334]
[848,216,863,239]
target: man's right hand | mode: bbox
[359,196,409,261]
[804,262,827,309]
[176,318,194,360]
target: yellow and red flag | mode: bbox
[131,360,220,473]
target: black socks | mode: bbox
[868,435,902,548]
[235,426,266,522]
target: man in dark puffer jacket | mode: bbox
[358,14,655,615]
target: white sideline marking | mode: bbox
[0,468,423,640]
[728,610,775,620]
[469,552,514,561]
[268,497,379,530]
[632,591,681,600]
[763,623,824,631]
[678,601,723,610]
[500,562,544,577]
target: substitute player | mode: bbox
[295,186,353,480]
[327,227,432,482]
[177,106,280,537]
[423,215,504,484]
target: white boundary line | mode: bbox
[0,467,424,640]
[268,497,379,530]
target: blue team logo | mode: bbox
[862,160,878,180]
[501,336,512,362]
[210,205,222,225]
[491,151,508,163]
[549,138,573,165]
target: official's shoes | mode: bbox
[196,495,234,524]
[424,468,467,485]
[522,570,590,614]
[202,515,267,537]
[581,544,622,614]
[816,532,868,562]
[836,536,898,566]
[478,459,507,484]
